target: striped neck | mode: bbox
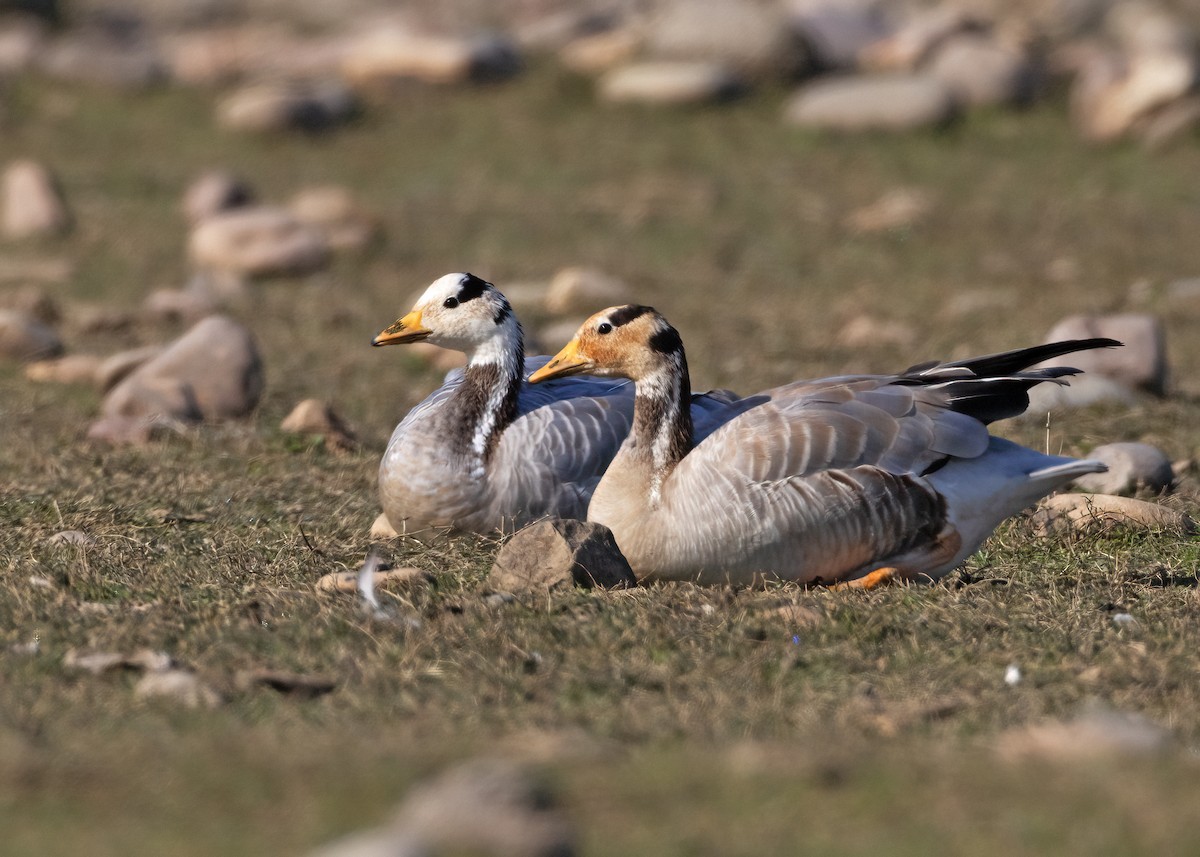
[631,346,693,507]
[447,321,524,461]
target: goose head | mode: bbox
[530,305,683,383]
[373,273,519,359]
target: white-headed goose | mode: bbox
[372,275,739,535]
[530,305,1117,586]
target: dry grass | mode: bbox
[2,65,1200,854]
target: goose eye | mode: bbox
[443,297,459,309]
[597,322,612,335]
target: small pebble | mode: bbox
[1005,663,1021,686]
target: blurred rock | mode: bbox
[288,185,378,251]
[135,669,222,709]
[599,60,743,104]
[844,187,932,232]
[1031,492,1196,536]
[189,206,331,278]
[394,758,576,857]
[1073,441,1174,495]
[0,284,59,323]
[0,15,47,74]
[182,170,255,225]
[216,78,358,134]
[2,159,71,239]
[489,518,636,594]
[85,415,179,445]
[559,27,642,75]
[342,29,521,86]
[1042,314,1166,394]
[644,0,807,80]
[1071,47,1196,142]
[163,25,349,86]
[39,29,166,90]
[996,706,1170,762]
[1107,1,1194,56]
[926,34,1036,106]
[788,0,893,72]
[544,267,632,316]
[96,344,164,392]
[516,9,622,53]
[371,512,399,539]
[281,398,358,452]
[1026,373,1138,412]
[25,353,99,384]
[71,303,136,334]
[99,315,263,428]
[0,309,61,361]
[309,829,428,857]
[1138,94,1200,149]
[536,320,585,354]
[836,314,916,348]
[859,5,978,72]
[65,648,173,675]
[783,73,958,131]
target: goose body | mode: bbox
[373,275,740,535]
[530,305,1116,585]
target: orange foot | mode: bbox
[831,567,899,591]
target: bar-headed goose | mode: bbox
[530,305,1117,586]
[372,275,740,535]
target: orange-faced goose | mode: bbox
[530,305,1117,586]
[371,275,740,535]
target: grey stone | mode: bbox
[39,30,167,90]
[788,0,893,72]
[858,5,978,72]
[142,287,221,325]
[784,73,958,132]
[0,309,61,362]
[182,170,255,225]
[0,16,46,74]
[308,829,429,857]
[25,354,100,384]
[1042,314,1167,394]
[188,206,331,278]
[1073,442,1174,495]
[600,61,743,104]
[645,0,808,79]
[96,345,164,392]
[1070,47,1196,142]
[1026,373,1138,413]
[288,186,378,251]
[216,78,358,134]
[342,29,521,86]
[99,315,263,425]
[489,519,637,595]
[2,159,70,239]
[544,267,633,316]
[926,34,1036,107]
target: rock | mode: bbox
[134,669,222,709]
[288,186,378,251]
[1031,493,1196,537]
[1138,94,1200,149]
[783,74,958,132]
[216,78,358,134]
[0,16,47,74]
[64,648,173,675]
[182,170,255,225]
[788,0,893,72]
[1071,48,1196,141]
[370,512,399,539]
[39,30,166,90]
[25,354,100,384]
[599,60,743,105]
[48,529,95,547]
[1042,314,1166,394]
[0,309,61,361]
[836,314,917,348]
[316,566,428,594]
[488,518,637,594]
[926,34,1036,107]
[536,320,587,355]
[309,829,429,857]
[0,284,60,323]
[1073,442,1174,495]
[859,5,978,71]
[188,206,331,278]
[96,345,164,392]
[393,759,576,857]
[163,25,350,86]
[844,187,933,232]
[996,706,1169,762]
[1026,373,1138,412]
[559,27,642,75]
[516,9,621,53]
[342,29,521,86]
[644,0,807,80]
[142,287,222,325]
[544,267,632,316]
[85,415,179,445]
[2,160,71,239]
[281,398,358,452]
[1107,1,1194,56]
[99,315,263,426]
